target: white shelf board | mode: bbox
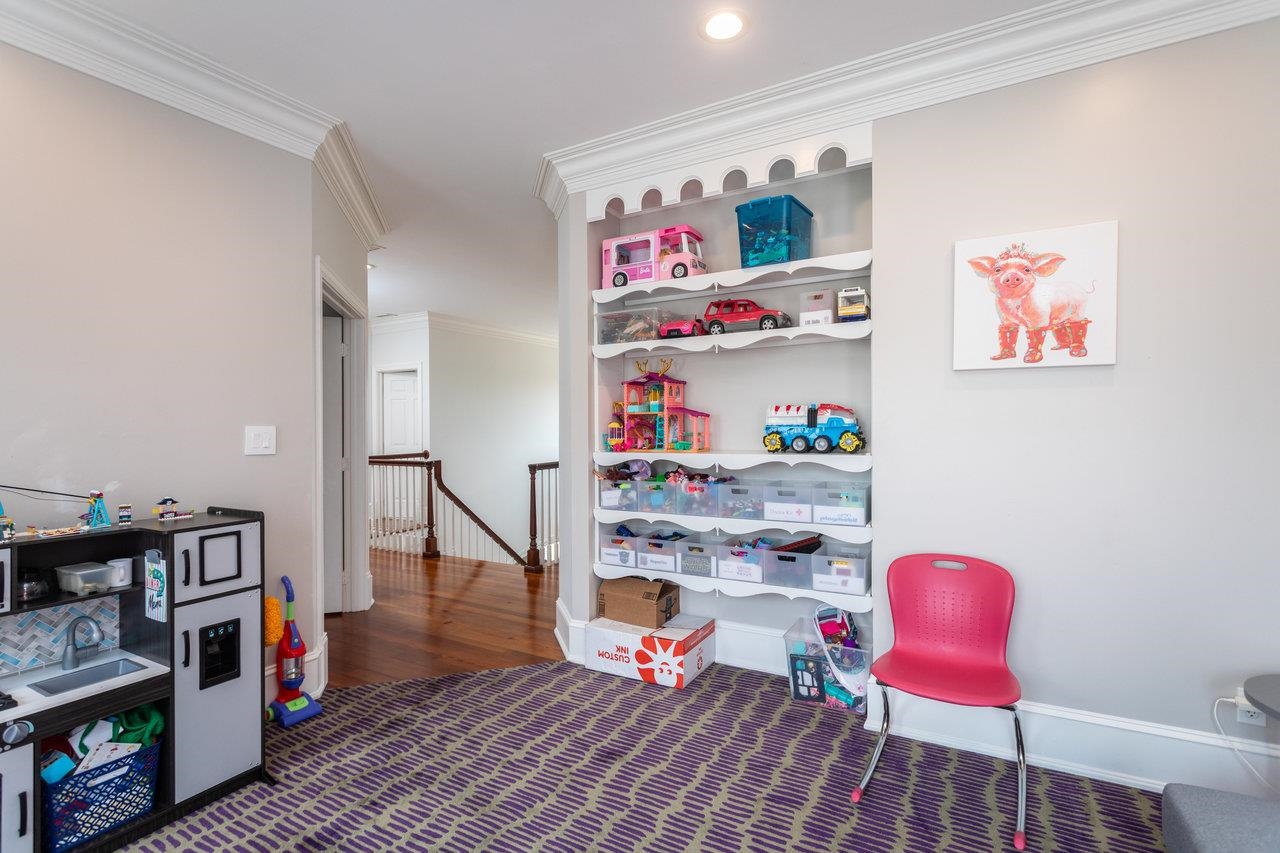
[593,561,874,613]
[591,249,873,306]
[592,319,870,359]
[594,508,873,544]
[593,450,872,473]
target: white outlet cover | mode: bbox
[244,425,277,455]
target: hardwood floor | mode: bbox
[323,550,563,688]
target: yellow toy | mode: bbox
[263,596,284,646]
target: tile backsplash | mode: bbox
[0,597,120,675]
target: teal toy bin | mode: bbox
[735,194,814,267]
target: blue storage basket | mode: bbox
[44,740,161,852]
[735,194,814,267]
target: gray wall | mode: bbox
[0,43,359,652]
[871,20,1279,737]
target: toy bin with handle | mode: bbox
[43,740,162,852]
[717,480,765,520]
[735,194,814,268]
[811,481,870,526]
[597,480,638,513]
[764,482,812,523]
[674,479,718,517]
[676,533,729,578]
[811,543,870,595]
[634,480,675,514]
[599,529,639,567]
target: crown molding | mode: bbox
[315,122,388,252]
[535,0,1280,215]
[428,312,558,349]
[370,311,429,334]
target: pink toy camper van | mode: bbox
[602,226,707,289]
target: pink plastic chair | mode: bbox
[850,553,1027,850]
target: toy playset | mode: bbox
[602,225,707,289]
[735,194,814,267]
[837,286,869,322]
[614,359,710,452]
[763,403,865,454]
[152,496,193,522]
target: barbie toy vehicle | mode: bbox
[602,226,707,289]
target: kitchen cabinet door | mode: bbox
[173,522,261,604]
[173,590,261,803]
[0,548,10,614]
[0,743,34,853]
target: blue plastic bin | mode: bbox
[44,741,161,852]
[735,194,814,267]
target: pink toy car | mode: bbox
[602,226,707,289]
[659,317,706,338]
[703,298,792,333]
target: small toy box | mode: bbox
[811,481,870,526]
[676,534,727,578]
[634,480,675,514]
[585,614,716,689]
[55,562,115,595]
[784,616,870,713]
[717,480,765,520]
[673,479,718,517]
[799,289,835,326]
[598,480,638,513]
[764,482,813,523]
[598,308,679,345]
[811,543,871,595]
[735,194,814,268]
[596,576,679,629]
[837,286,869,322]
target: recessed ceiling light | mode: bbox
[701,10,746,42]
[366,263,375,270]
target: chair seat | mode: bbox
[871,648,1021,707]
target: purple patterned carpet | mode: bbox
[128,662,1163,851]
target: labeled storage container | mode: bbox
[735,194,814,268]
[811,543,870,595]
[676,534,729,578]
[599,529,639,567]
[55,562,115,595]
[44,740,161,852]
[674,479,718,517]
[717,538,773,583]
[634,480,675,514]
[597,308,680,345]
[636,535,683,572]
[764,482,813,523]
[598,480,638,513]
[717,480,765,520]
[762,547,815,589]
[811,481,870,526]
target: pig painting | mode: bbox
[967,242,1093,364]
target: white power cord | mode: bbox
[1212,697,1280,795]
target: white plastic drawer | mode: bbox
[173,522,261,603]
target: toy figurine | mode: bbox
[620,359,710,452]
[117,504,133,526]
[0,515,13,541]
[152,496,194,522]
[83,490,111,529]
[763,403,865,454]
[602,226,707,289]
[837,286,869,322]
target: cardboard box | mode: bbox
[596,576,679,629]
[800,309,834,326]
[585,614,715,688]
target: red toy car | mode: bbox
[703,299,792,334]
[658,317,706,338]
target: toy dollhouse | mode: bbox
[619,359,710,452]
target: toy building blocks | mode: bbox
[618,359,710,452]
[763,403,865,454]
[152,496,194,522]
[837,286,869,322]
[602,225,707,289]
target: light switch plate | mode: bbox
[244,425,276,455]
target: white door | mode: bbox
[323,316,346,614]
[381,370,419,454]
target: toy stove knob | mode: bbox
[2,720,33,744]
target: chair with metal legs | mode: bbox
[850,553,1028,850]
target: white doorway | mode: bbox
[379,369,421,454]
[322,306,347,615]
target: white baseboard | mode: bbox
[555,598,586,664]
[262,630,329,702]
[863,679,1280,796]
[711,619,788,676]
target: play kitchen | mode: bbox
[0,507,266,852]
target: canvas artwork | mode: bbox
[953,221,1118,370]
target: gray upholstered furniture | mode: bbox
[1163,783,1280,852]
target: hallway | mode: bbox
[324,551,562,688]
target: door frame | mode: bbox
[373,363,424,454]
[314,257,372,618]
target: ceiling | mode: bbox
[91,0,1045,335]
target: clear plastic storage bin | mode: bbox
[598,480,638,513]
[636,535,683,572]
[735,194,814,268]
[676,534,726,578]
[811,481,870,526]
[764,482,813,523]
[783,616,870,714]
[674,480,719,518]
[717,538,773,583]
[598,308,679,345]
[762,547,816,589]
[55,562,115,594]
[634,480,674,514]
[599,529,638,567]
[717,480,765,520]
[811,543,870,595]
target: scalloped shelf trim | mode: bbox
[592,562,873,613]
[593,451,872,473]
[593,318,870,359]
[594,508,872,544]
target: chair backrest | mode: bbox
[886,553,1016,666]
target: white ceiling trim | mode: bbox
[0,0,386,250]
[535,0,1280,217]
[428,312,559,349]
[315,123,389,252]
[370,312,429,334]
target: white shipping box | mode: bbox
[585,614,716,688]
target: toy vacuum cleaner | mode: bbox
[266,575,322,727]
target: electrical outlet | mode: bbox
[1236,688,1267,727]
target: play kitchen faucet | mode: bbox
[61,615,103,670]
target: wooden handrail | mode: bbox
[369,450,430,464]
[431,460,526,567]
